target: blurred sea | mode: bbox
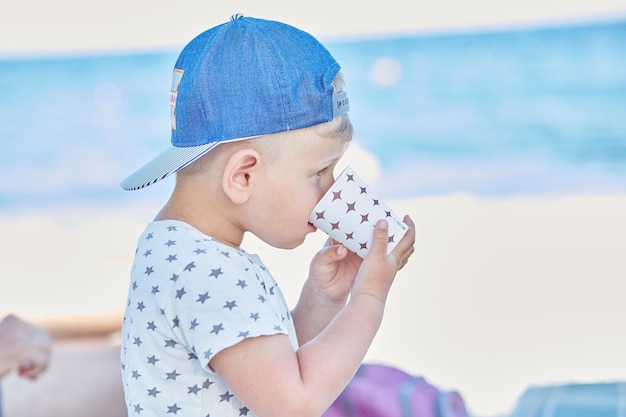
[1,18,625,212]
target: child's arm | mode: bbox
[210,216,415,417]
[291,238,363,345]
[292,214,414,345]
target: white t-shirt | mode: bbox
[121,220,298,416]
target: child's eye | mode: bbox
[316,167,329,177]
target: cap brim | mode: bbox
[120,143,218,190]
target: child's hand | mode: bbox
[306,238,363,305]
[292,239,362,344]
[351,215,416,303]
[306,215,414,305]
[292,215,414,345]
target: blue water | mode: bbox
[1,19,625,211]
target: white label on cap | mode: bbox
[333,91,350,117]
[170,69,184,130]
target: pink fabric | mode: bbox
[323,364,469,417]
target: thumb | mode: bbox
[368,219,390,257]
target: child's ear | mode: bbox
[222,148,261,204]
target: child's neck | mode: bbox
[155,194,245,248]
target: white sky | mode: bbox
[1,0,626,55]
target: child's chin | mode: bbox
[276,235,308,250]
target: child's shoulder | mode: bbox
[137,220,262,270]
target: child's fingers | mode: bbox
[397,215,416,250]
[368,219,391,257]
[391,215,416,269]
[314,241,349,267]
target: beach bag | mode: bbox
[323,363,469,417]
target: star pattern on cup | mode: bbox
[309,166,409,258]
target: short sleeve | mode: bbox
[162,243,292,370]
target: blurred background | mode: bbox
[1,1,625,416]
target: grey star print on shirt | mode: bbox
[121,220,298,417]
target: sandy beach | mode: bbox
[2,191,625,416]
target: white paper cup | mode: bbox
[309,165,409,258]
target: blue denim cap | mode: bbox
[121,15,350,190]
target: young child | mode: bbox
[119,15,415,417]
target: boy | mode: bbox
[120,15,415,417]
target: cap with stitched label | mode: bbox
[121,14,350,191]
